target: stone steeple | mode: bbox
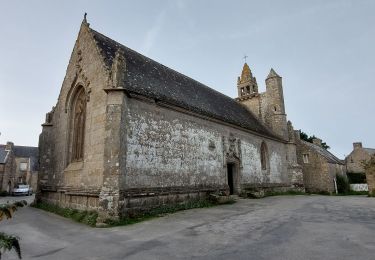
[265,67,288,139]
[237,63,258,98]
[239,63,253,84]
[267,68,280,79]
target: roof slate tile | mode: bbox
[90,29,280,140]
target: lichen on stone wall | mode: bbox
[126,106,224,187]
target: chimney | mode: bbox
[312,138,322,147]
[5,141,14,151]
[353,142,362,150]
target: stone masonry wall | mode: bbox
[239,95,261,119]
[38,22,109,209]
[0,145,15,192]
[346,147,372,173]
[119,96,290,215]
[296,141,343,193]
[365,156,375,194]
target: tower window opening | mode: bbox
[303,154,309,164]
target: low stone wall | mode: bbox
[38,182,301,219]
[38,184,227,218]
[38,186,100,211]
[349,184,368,192]
[240,183,292,198]
[119,185,227,217]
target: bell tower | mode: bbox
[264,68,288,139]
[237,63,259,97]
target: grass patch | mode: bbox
[33,197,235,228]
[33,202,98,227]
[104,198,234,227]
[262,190,307,197]
[0,191,8,197]
[310,191,331,196]
[335,190,369,196]
[304,190,369,196]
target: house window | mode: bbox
[70,86,87,162]
[19,162,28,171]
[260,142,268,170]
[303,154,309,164]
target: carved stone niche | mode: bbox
[222,133,242,168]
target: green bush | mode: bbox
[336,174,350,194]
[264,190,307,197]
[35,197,234,228]
[347,172,366,184]
[104,198,229,227]
[33,203,98,227]
[312,191,331,196]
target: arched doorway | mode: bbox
[226,160,240,195]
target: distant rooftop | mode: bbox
[302,140,344,165]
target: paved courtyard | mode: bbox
[1,195,375,260]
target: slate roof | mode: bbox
[302,141,344,165]
[0,145,9,164]
[14,146,39,171]
[90,28,280,140]
[364,148,375,155]
[267,68,280,79]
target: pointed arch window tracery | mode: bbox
[70,86,86,162]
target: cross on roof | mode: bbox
[243,55,248,63]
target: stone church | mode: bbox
[38,17,303,221]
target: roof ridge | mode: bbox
[89,27,280,140]
[302,140,343,164]
[90,28,241,103]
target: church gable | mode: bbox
[39,20,112,189]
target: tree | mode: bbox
[0,200,27,259]
[299,131,330,150]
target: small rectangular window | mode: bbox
[303,154,309,164]
[19,162,28,171]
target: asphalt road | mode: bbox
[1,195,375,260]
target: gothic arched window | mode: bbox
[70,87,86,162]
[260,142,268,170]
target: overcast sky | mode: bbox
[0,0,374,158]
